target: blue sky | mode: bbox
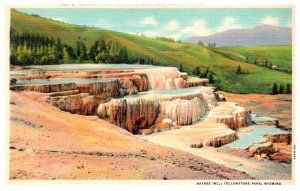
[16,8,292,40]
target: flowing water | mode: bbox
[251,114,277,122]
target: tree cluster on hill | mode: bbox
[156,36,182,43]
[271,83,292,94]
[156,36,175,42]
[10,29,72,65]
[89,37,133,64]
[246,57,292,74]
[191,66,215,84]
[10,29,162,66]
[207,43,216,48]
[197,41,204,46]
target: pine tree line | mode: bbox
[88,37,160,65]
[271,83,292,94]
[10,29,162,66]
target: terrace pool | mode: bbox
[224,125,290,149]
[13,78,117,86]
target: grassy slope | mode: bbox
[211,49,246,62]
[220,45,292,71]
[10,10,292,94]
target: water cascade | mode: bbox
[137,67,186,90]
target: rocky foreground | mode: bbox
[9,91,253,180]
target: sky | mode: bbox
[16,8,292,40]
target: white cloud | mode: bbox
[179,19,212,36]
[261,16,280,26]
[175,17,243,38]
[141,17,157,25]
[178,17,240,37]
[165,20,179,31]
[216,17,242,32]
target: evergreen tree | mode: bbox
[62,47,71,63]
[99,36,106,52]
[89,40,100,62]
[272,83,278,95]
[65,45,76,60]
[236,65,242,74]
[118,47,124,63]
[245,57,249,63]
[192,66,201,76]
[75,38,88,63]
[123,47,129,63]
[202,68,209,78]
[179,64,184,72]
[286,83,292,94]
[208,73,215,84]
[279,84,285,94]
[96,51,106,63]
[55,38,63,63]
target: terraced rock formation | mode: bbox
[9,64,292,180]
[10,64,288,149]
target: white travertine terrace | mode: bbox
[98,86,218,132]
[11,64,252,145]
[160,97,207,126]
[136,67,186,90]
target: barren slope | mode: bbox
[9,91,253,180]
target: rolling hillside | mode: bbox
[10,9,292,94]
[219,45,292,73]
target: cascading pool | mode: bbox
[13,78,117,86]
[223,125,290,149]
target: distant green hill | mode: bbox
[218,45,292,73]
[10,9,292,94]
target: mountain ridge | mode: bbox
[185,25,292,47]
